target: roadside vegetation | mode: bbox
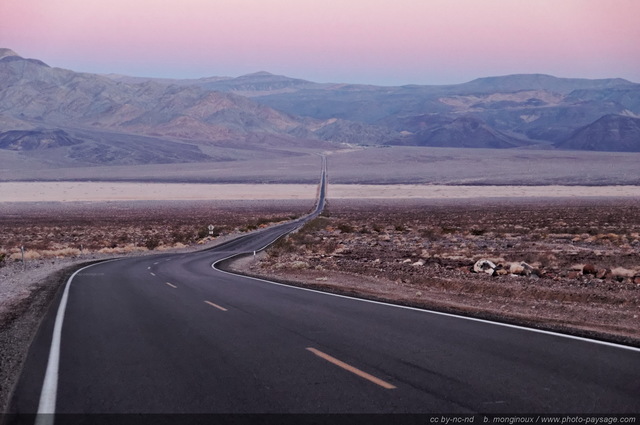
[240,199,640,344]
[0,201,306,264]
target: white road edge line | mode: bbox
[35,260,118,424]
[31,169,322,422]
[212,255,640,353]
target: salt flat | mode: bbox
[329,184,640,199]
[2,182,640,202]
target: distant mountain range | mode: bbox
[1,47,639,169]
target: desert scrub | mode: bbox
[337,223,354,233]
[372,223,384,233]
[268,237,296,257]
[470,228,486,236]
[419,227,442,240]
[299,216,331,233]
[395,224,407,232]
[144,237,161,250]
[256,215,299,226]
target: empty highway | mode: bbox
[7,158,640,422]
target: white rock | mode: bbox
[473,259,496,274]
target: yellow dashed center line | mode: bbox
[306,347,396,389]
[165,282,177,289]
[204,300,228,312]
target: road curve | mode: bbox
[7,156,640,420]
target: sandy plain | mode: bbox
[3,181,640,202]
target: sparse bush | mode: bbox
[145,237,160,250]
[256,215,295,227]
[323,239,338,254]
[269,237,296,257]
[10,250,41,261]
[420,227,441,239]
[171,231,187,244]
[337,223,354,233]
[256,217,272,226]
[41,248,82,258]
[300,217,331,233]
[291,261,310,269]
[209,226,224,238]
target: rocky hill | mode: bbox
[390,115,533,148]
[556,115,640,152]
[0,50,393,165]
[2,47,640,165]
[0,51,302,142]
[230,73,640,150]
[0,129,82,150]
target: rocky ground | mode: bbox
[229,197,640,346]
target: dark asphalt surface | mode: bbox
[7,159,640,418]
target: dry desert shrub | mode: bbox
[40,248,82,258]
[9,251,41,261]
[268,237,296,258]
[261,198,640,287]
[0,201,310,257]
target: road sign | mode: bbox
[208,224,215,235]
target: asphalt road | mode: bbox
[7,158,640,420]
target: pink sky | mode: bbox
[1,0,639,85]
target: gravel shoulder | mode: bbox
[228,256,640,347]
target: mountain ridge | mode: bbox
[2,47,639,167]
[556,114,640,152]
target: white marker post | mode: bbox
[208,224,215,236]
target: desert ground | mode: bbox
[229,197,640,346]
[2,190,638,345]
[1,176,639,409]
[2,146,640,185]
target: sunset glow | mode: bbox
[1,0,639,85]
